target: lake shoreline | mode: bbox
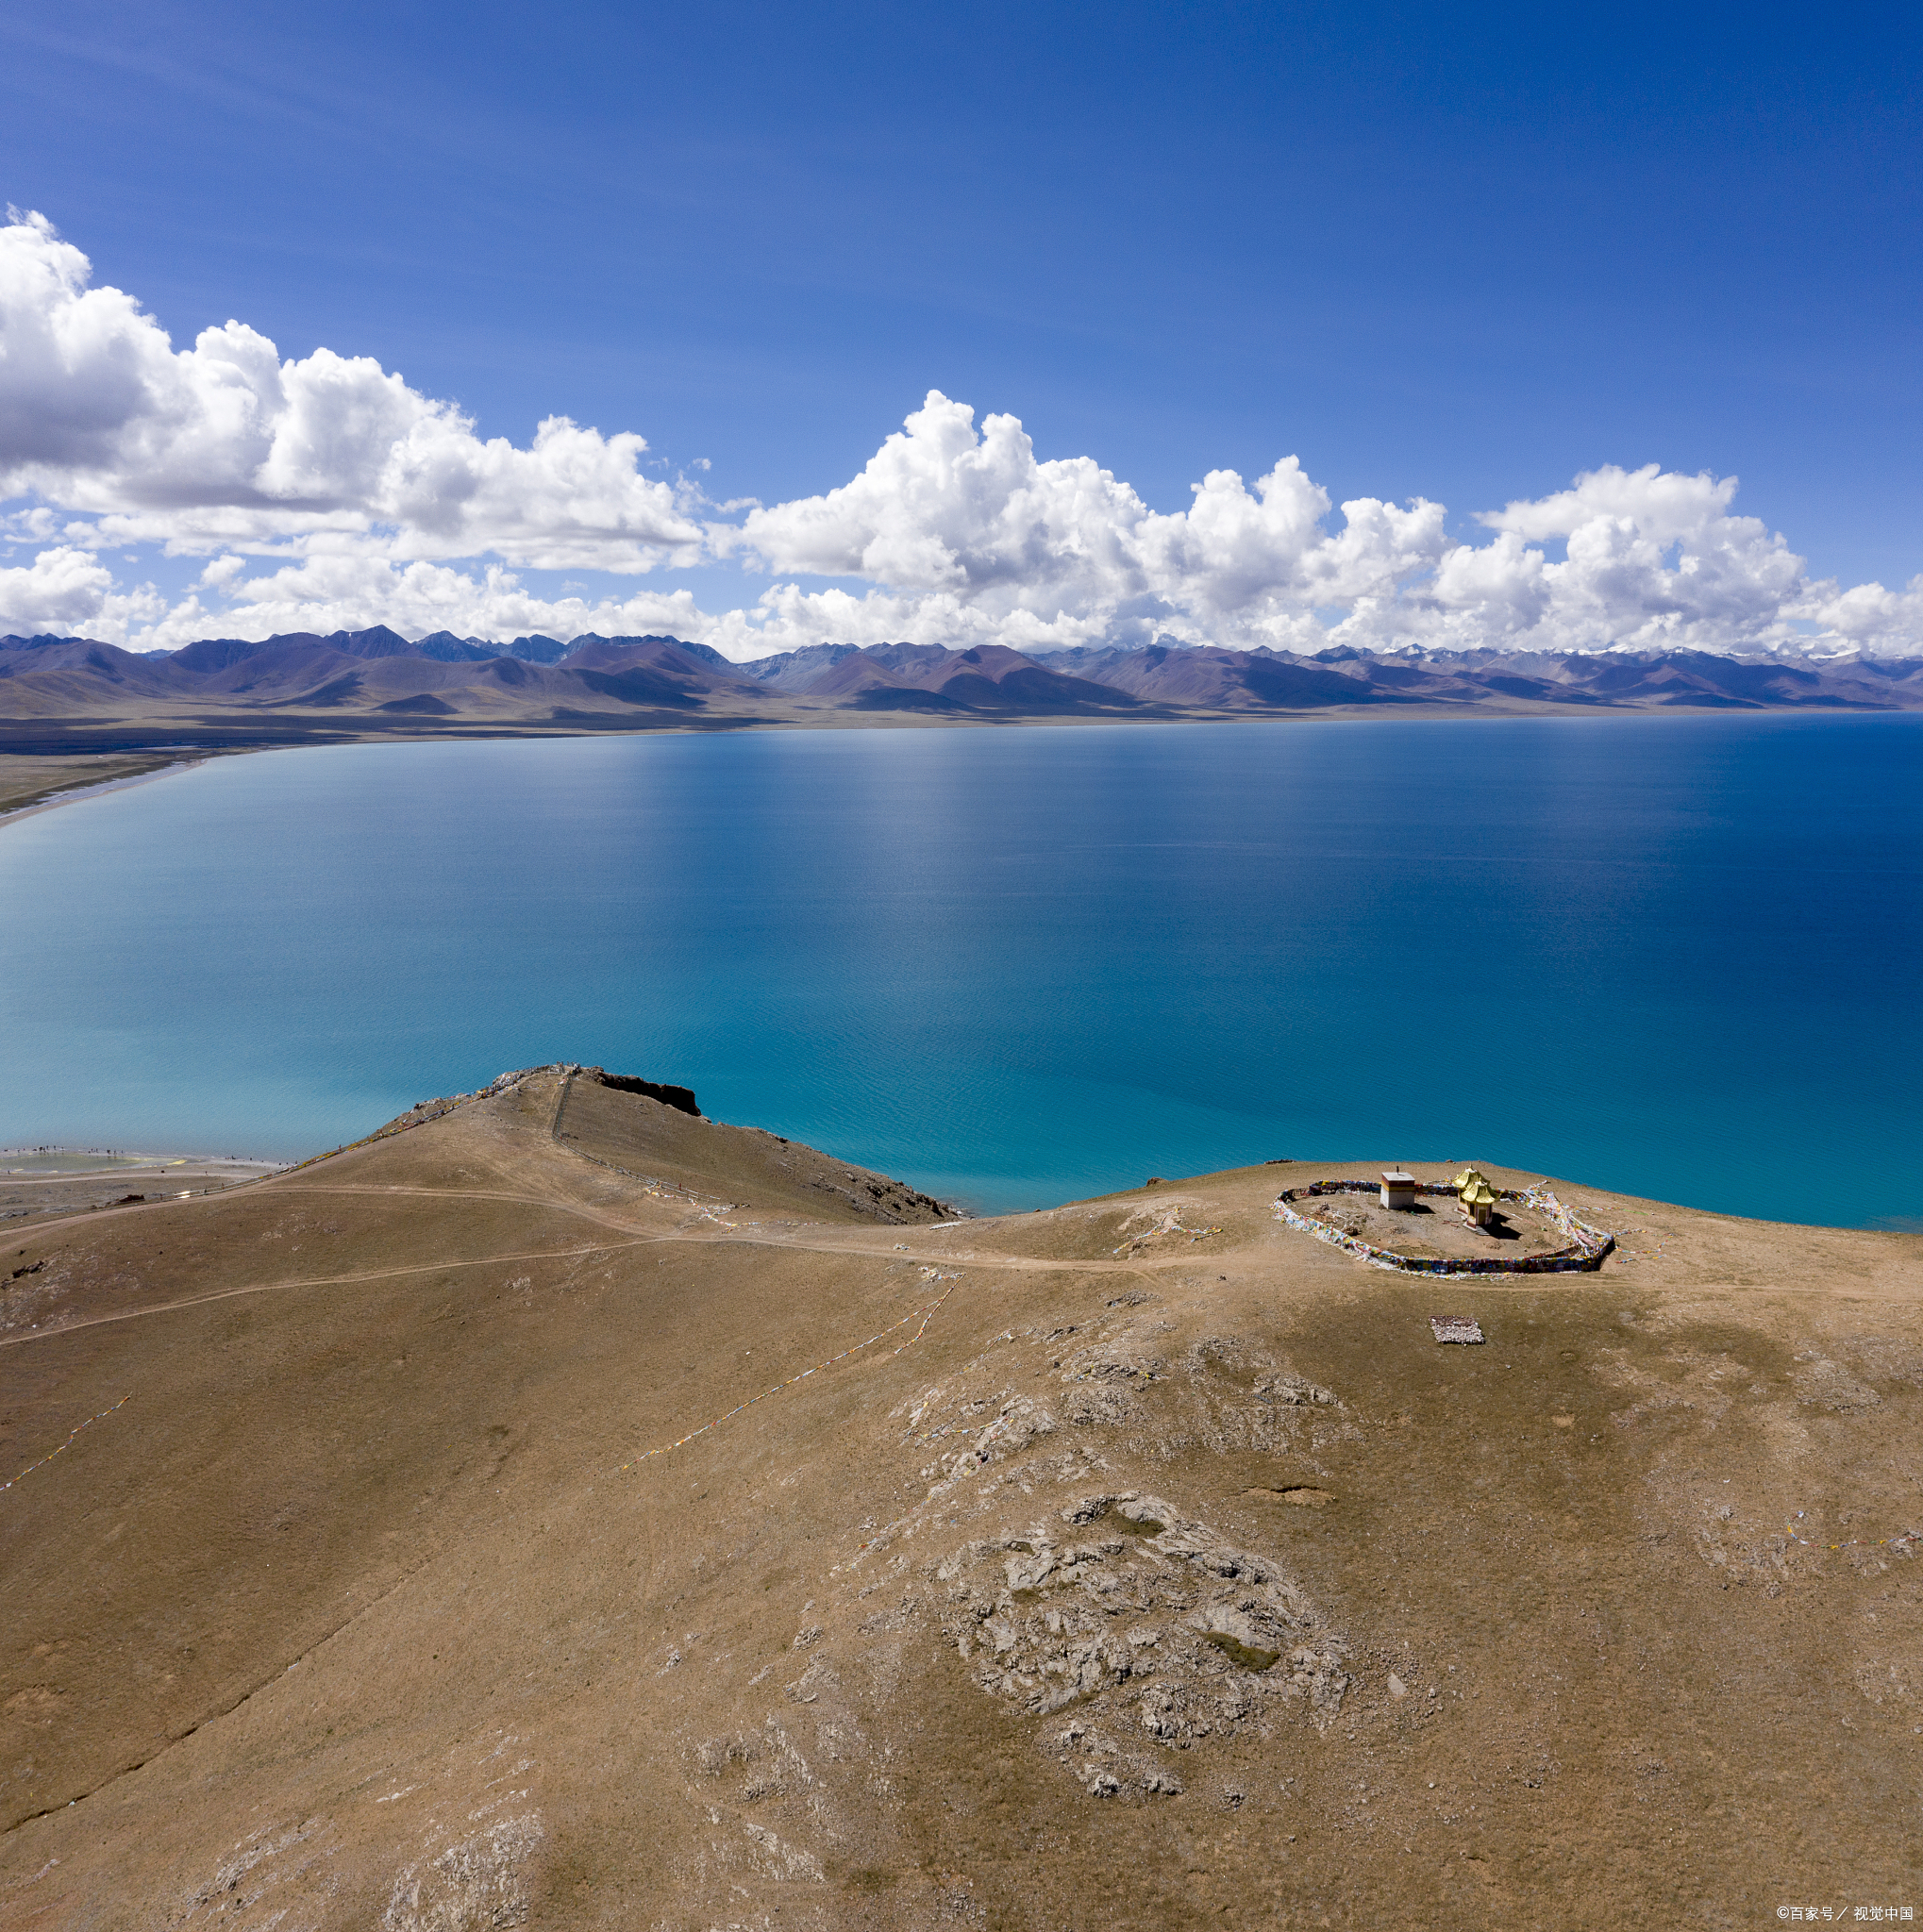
[0,755,211,829]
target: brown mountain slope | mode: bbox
[0,1075,1918,1928]
[1046,643,1420,709]
[0,638,204,715]
[5,632,1922,757]
[766,642,1146,715]
[550,1066,954,1223]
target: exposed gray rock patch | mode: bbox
[382,1812,544,1932]
[931,1489,1348,1797]
[1792,1356,1883,1412]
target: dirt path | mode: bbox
[0,1237,662,1350]
[268,1181,1179,1274]
[0,1168,1179,1356]
[13,1174,1121,1271]
[10,1115,1875,1365]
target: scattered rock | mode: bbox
[743,1822,824,1883]
[1791,1357,1881,1413]
[1254,1374,1338,1407]
[933,1487,1348,1798]
[383,1813,545,1932]
[695,1735,759,1775]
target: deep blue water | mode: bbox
[1,717,1916,1225]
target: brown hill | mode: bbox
[1,1071,1915,1926]
[1042,643,1414,710]
[0,637,201,715]
[750,641,1148,715]
[733,641,868,692]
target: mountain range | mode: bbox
[3,626,1919,755]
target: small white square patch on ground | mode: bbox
[1430,1316,1485,1344]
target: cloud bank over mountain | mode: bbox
[3,211,1918,659]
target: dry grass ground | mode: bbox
[0,1075,1916,1929]
[1294,1189,1580,1260]
[0,752,197,819]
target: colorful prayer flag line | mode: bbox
[1,1393,132,1494]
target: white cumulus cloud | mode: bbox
[2,211,1918,658]
[1416,462,1812,651]
[123,553,725,656]
[0,209,703,571]
[733,390,1448,638]
[0,542,163,635]
[735,405,1909,659]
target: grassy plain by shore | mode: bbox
[0,751,203,820]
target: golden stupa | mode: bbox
[1452,1166,1499,1225]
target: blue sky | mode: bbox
[1,0,1918,655]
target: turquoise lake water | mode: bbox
[0,716,1916,1225]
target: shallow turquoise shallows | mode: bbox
[1,715,1916,1226]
